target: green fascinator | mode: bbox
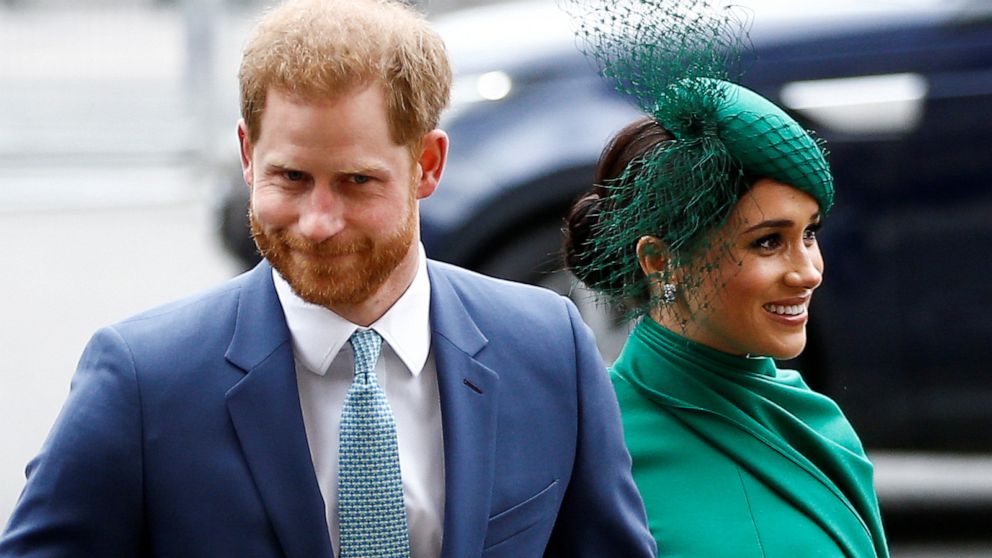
[707,78,833,210]
[562,0,833,313]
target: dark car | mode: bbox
[217,0,992,541]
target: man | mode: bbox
[0,0,654,556]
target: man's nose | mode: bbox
[297,187,345,243]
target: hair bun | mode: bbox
[563,190,610,290]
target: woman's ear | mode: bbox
[636,236,667,277]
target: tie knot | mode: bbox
[349,329,382,379]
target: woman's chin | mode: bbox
[755,336,806,361]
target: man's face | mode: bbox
[240,84,429,312]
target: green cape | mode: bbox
[612,318,888,557]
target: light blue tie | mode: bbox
[338,329,411,558]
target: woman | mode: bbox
[563,84,889,555]
[562,0,889,554]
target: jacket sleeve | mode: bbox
[0,327,144,557]
[545,299,657,557]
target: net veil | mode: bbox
[560,0,833,320]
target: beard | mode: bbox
[250,202,417,309]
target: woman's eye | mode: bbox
[804,222,822,243]
[751,234,781,251]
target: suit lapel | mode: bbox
[428,263,500,558]
[225,262,334,558]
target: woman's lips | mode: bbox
[762,297,810,325]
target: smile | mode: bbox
[763,303,806,316]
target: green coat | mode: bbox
[612,319,888,557]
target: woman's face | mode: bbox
[673,179,824,359]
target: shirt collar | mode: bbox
[272,244,432,377]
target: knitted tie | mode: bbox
[338,329,411,558]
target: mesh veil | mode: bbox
[560,0,833,319]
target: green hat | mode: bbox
[705,78,833,212]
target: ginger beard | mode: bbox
[250,191,418,309]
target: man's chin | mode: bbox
[291,249,360,268]
[282,267,380,308]
[252,216,417,311]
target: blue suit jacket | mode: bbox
[1,260,654,557]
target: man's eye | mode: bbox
[284,170,305,181]
[350,174,371,184]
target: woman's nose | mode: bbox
[785,248,823,289]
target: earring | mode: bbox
[661,283,677,305]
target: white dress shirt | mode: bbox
[272,245,444,558]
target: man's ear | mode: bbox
[636,236,668,277]
[413,129,448,200]
[237,119,253,188]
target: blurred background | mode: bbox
[1,0,991,555]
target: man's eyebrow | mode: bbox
[263,160,297,172]
[260,161,392,176]
[338,163,391,175]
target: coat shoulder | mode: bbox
[98,266,274,375]
[427,260,570,314]
[426,259,586,354]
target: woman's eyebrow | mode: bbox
[743,219,793,233]
[743,212,821,233]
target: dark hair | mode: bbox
[563,117,675,302]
